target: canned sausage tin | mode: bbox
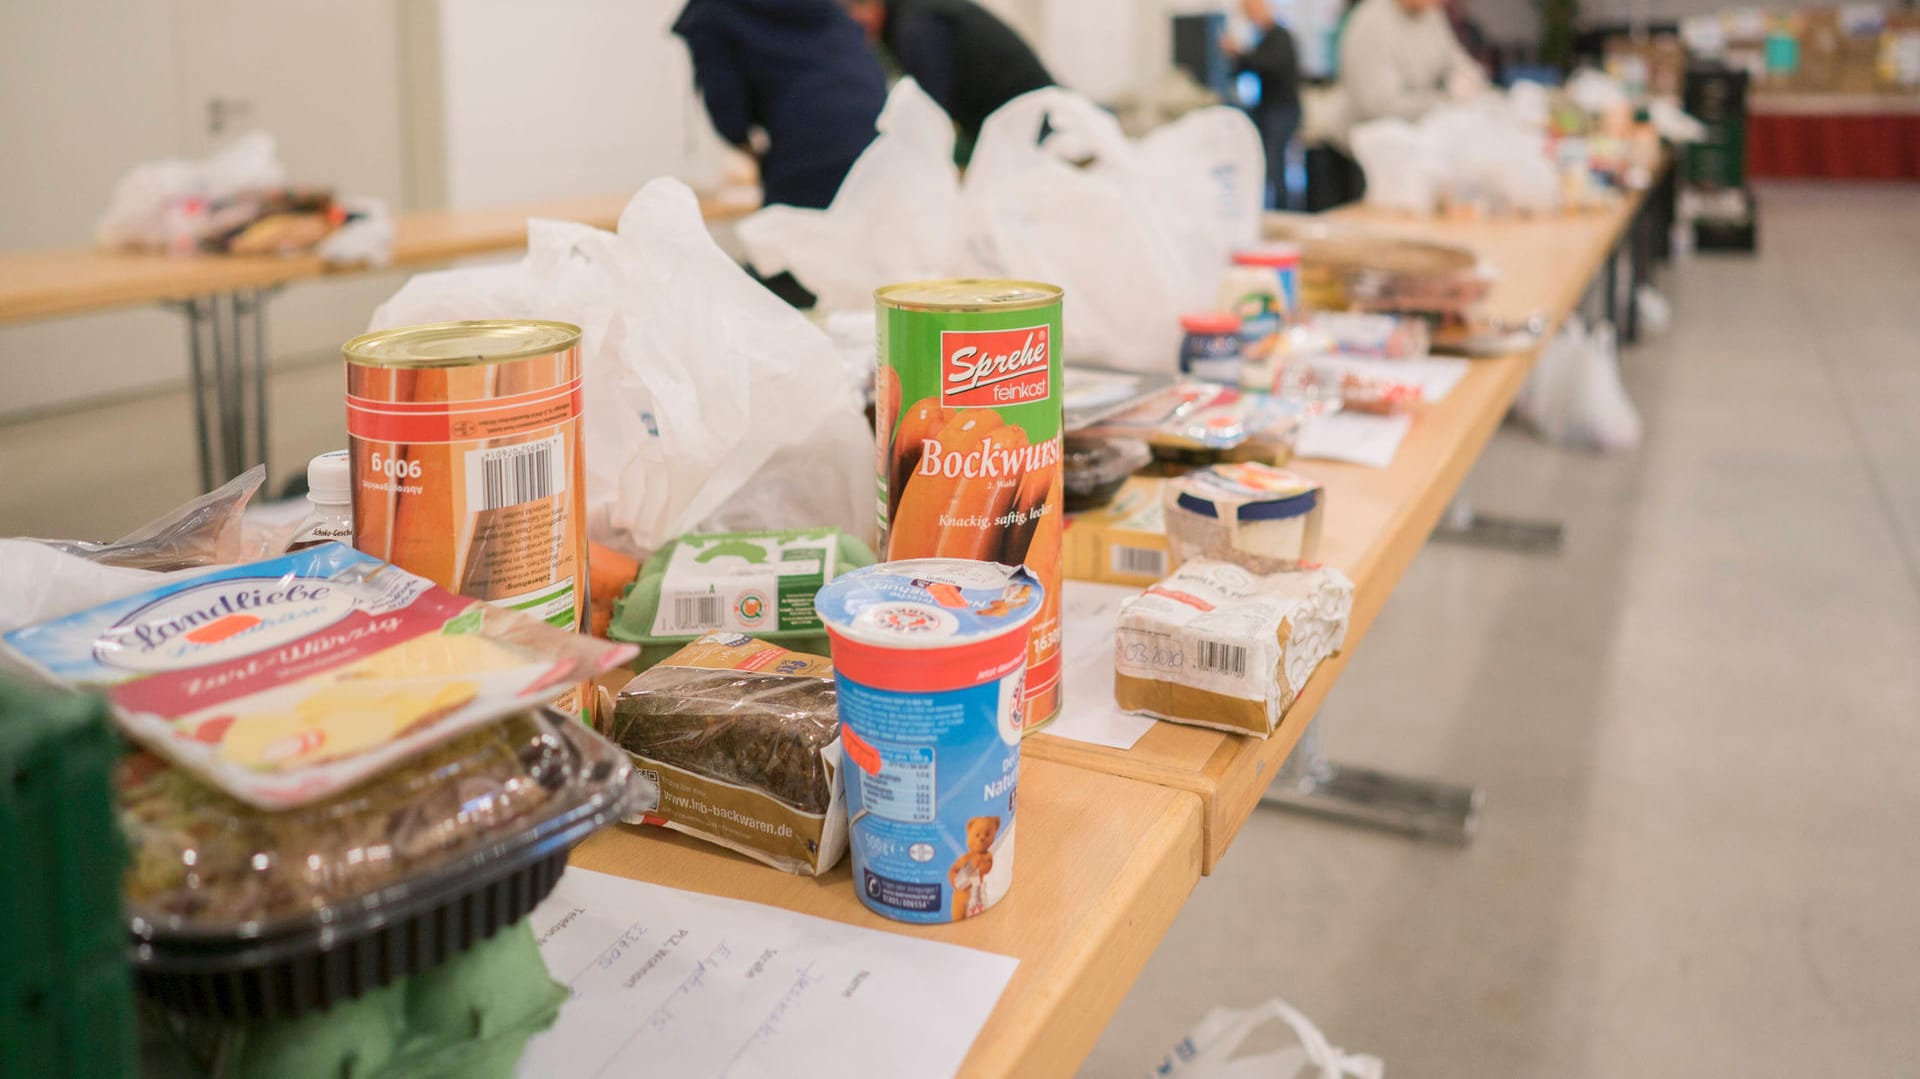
[875,280,1064,734]
[343,320,590,635]
[815,559,1043,924]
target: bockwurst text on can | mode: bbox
[875,280,1065,733]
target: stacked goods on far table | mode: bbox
[1260,216,1534,355]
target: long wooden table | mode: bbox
[0,186,759,488]
[1025,197,1646,872]
[563,196,1650,1078]
[572,760,1205,1079]
[0,189,758,325]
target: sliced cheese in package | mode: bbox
[1114,559,1354,737]
[0,542,635,809]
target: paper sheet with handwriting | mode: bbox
[1047,580,1159,750]
[518,868,1019,1079]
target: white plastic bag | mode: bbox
[1424,103,1559,215]
[963,88,1195,371]
[94,131,287,251]
[370,179,873,557]
[1134,106,1268,310]
[0,541,170,636]
[1514,315,1643,453]
[1564,67,1631,116]
[1350,119,1447,215]
[316,196,395,267]
[1153,998,1384,1079]
[735,79,967,314]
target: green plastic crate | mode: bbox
[0,677,136,1079]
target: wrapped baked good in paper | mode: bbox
[1114,560,1354,737]
[608,634,846,876]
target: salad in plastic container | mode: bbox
[122,706,643,1019]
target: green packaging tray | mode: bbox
[608,528,875,670]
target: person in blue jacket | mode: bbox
[674,0,888,210]
[845,0,1052,147]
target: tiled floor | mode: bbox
[3,184,1916,1077]
[1078,184,1920,1076]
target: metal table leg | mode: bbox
[167,296,220,492]
[235,287,272,489]
[164,288,276,492]
[1625,200,1650,345]
[1602,240,1621,332]
[216,291,247,484]
[1430,498,1565,554]
[1260,715,1483,844]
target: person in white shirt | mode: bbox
[1338,0,1484,126]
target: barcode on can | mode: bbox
[668,593,725,633]
[1111,544,1168,578]
[465,435,565,511]
[1195,639,1248,677]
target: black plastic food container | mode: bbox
[123,708,642,1021]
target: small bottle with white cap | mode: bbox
[286,450,354,552]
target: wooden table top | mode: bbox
[570,758,1204,1079]
[0,186,761,326]
[1024,197,1647,873]
[1749,90,1920,115]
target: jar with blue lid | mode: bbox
[1178,311,1243,385]
[1163,462,1325,573]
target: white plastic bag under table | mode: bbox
[1153,997,1384,1079]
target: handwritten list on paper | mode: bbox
[518,868,1020,1079]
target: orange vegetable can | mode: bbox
[875,280,1065,733]
[343,320,591,636]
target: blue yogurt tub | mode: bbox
[814,559,1043,924]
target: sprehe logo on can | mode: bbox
[940,326,1051,408]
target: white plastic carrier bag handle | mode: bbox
[1151,997,1384,1079]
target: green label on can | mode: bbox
[875,283,1066,731]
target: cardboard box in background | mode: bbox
[1649,36,1688,97]
[1798,9,1843,92]
[1605,34,1689,99]
[1063,475,1172,587]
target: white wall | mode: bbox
[0,1,411,420]
[436,0,725,209]
[0,3,190,416]
[0,0,727,421]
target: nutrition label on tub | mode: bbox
[859,743,937,823]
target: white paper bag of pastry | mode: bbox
[1114,560,1355,737]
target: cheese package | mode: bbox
[0,542,636,808]
[607,634,846,876]
[1114,560,1354,737]
[1063,475,1174,587]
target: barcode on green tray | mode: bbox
[1111,544,1168,578]
[1196,638,1247,677]
[670,594,725,633]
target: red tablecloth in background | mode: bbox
[1748,110,1920,180]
